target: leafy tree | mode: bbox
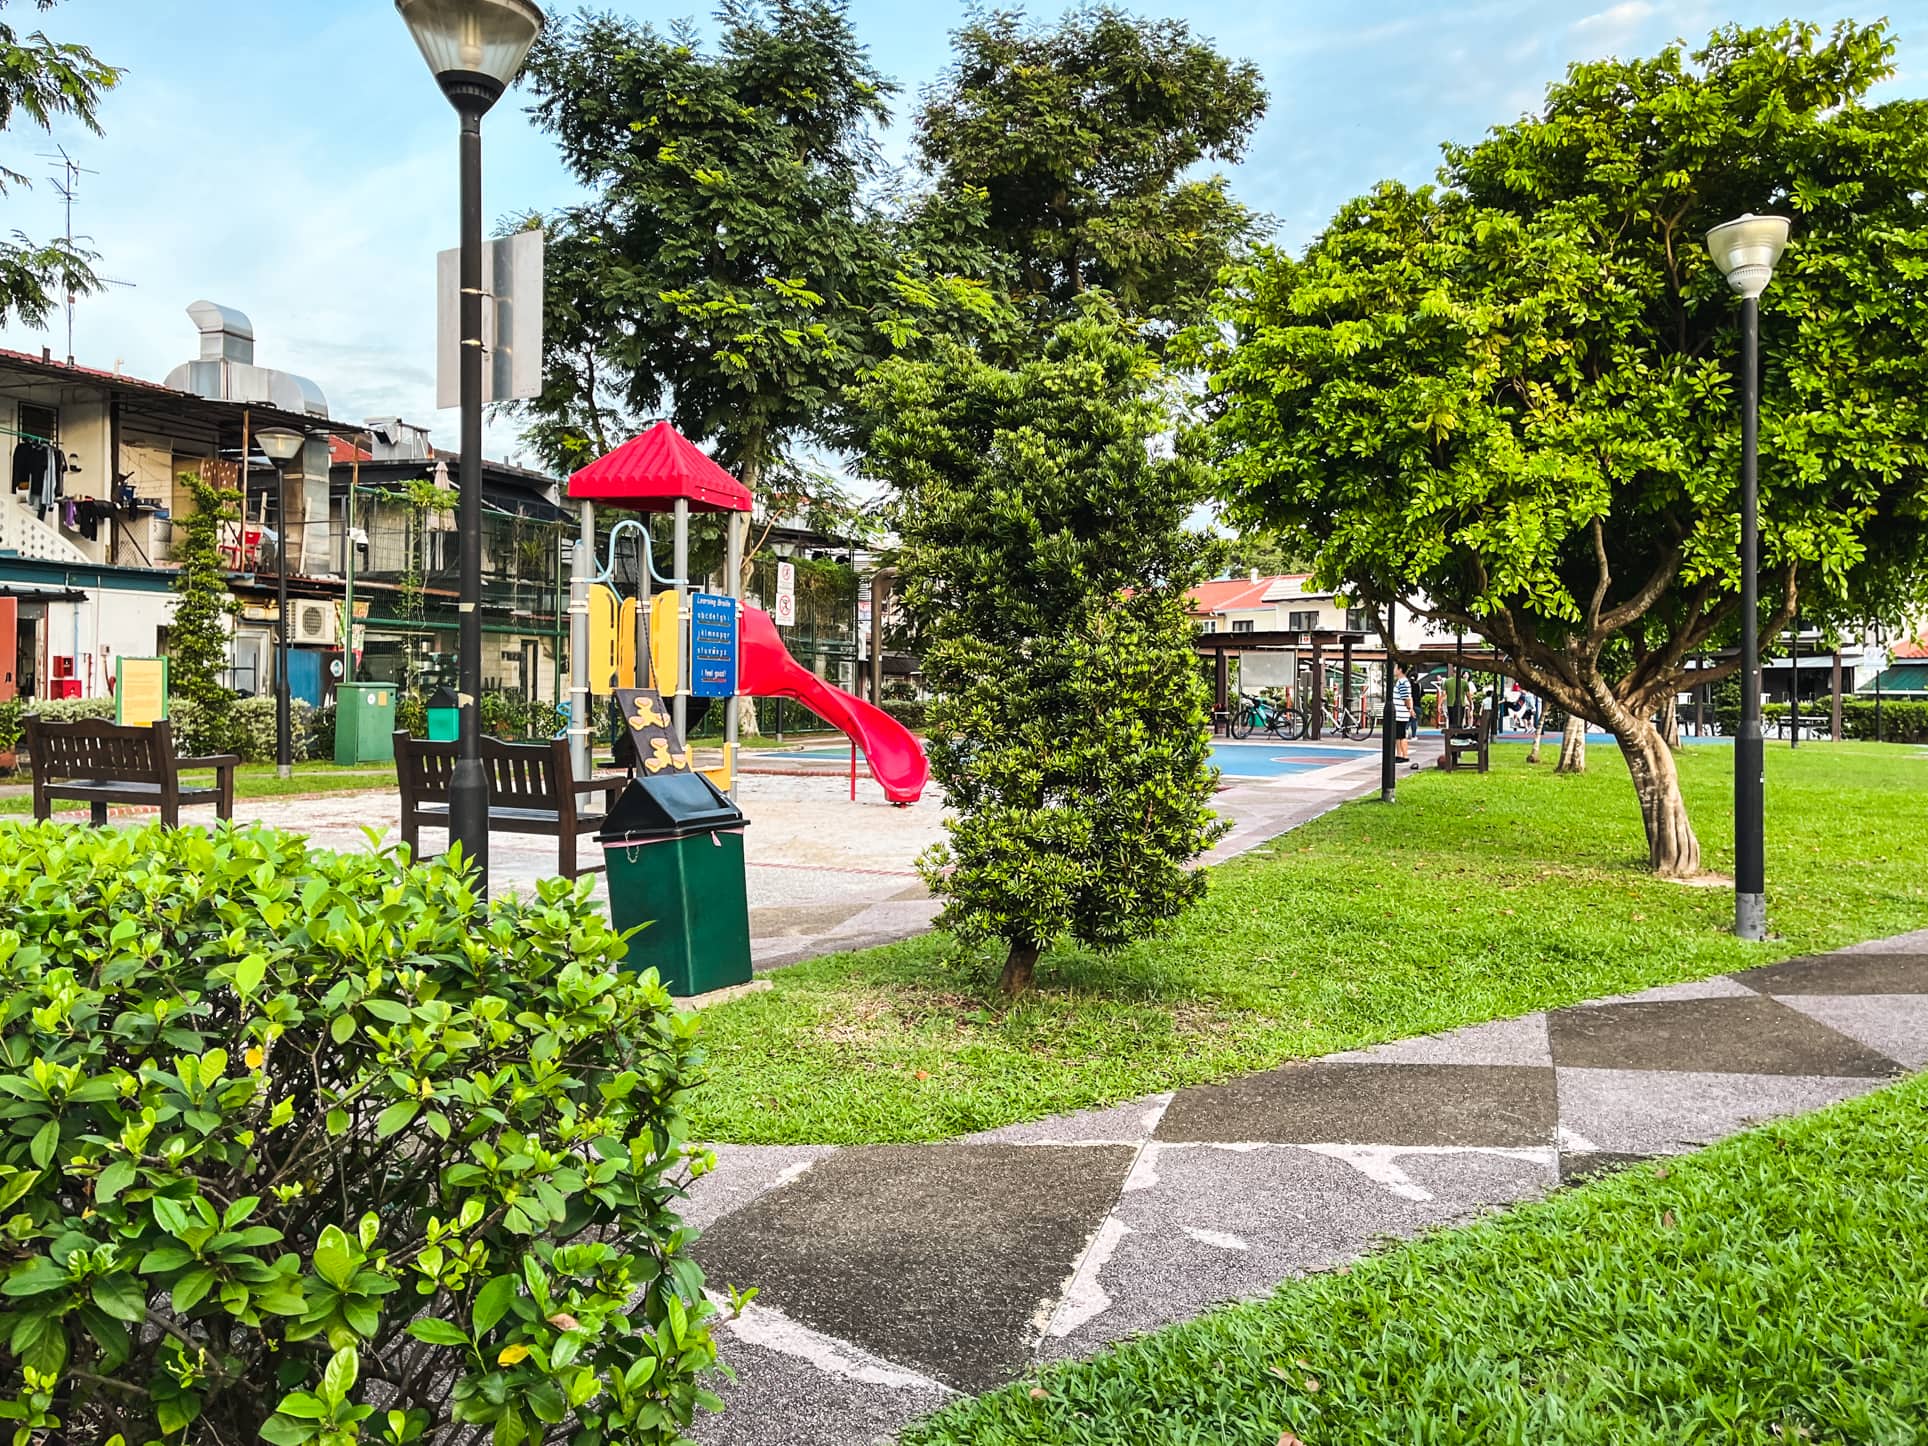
[0,0,121,329]
[519,1,1001,492]
[864,306,1224,994]
[1206,21,1928,876]
[915,5,1267,339]
[168,473,241,733]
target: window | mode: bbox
[1347,606,1371,633]
[1288,609,1319,631]
[1231,619,1255,634]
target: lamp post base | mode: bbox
[449,758,491,885]
[1735,891,1767,942]
[278,765,292,781]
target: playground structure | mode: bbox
[564,422,928,805]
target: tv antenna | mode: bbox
[37,145,133,363]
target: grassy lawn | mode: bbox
[689,742,1928,1144]
[0,761,394,814]
[900,1071,1928,1445]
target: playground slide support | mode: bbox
[724,508,744,799]
[568,499,594,779]
[673,498,690,740]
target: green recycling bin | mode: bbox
[598,771,752,997]
[333,683,397,765]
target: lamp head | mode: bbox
[396,0,545,115]
[1706,213,1792,299]
[255,427,306,465]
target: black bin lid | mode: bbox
[597,770,747,841]
[427,685,459,710]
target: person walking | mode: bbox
[1393,662,1417,769]
[1445,669,1469,733]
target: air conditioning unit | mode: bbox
[292,601,338,646]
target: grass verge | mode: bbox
[689,742,1928,1144]
[900,1071,1928,1445]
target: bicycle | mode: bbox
[1228,691,1301,740]
[1304,695,1379,741]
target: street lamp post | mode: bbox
[396,0,545,886]
[1707,212,1792,943]
[255,427,307,781]
[1380,605,1397,804]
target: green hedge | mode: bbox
[881,697,928,730]
[0,695,316,766]
[0,822,718,1444]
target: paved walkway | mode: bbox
[198,736,1410,974]
[684,932,1928,1445]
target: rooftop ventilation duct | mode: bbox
[164,300,329,419]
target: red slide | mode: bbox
[737,604,930,805]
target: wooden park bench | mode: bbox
[24,715,238,826]
[1437,708,1492,774]
[393,731,626,880]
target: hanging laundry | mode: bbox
[62,499,77,530]
[12,442,41,494]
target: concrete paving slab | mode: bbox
[1542,994,1889,1079]
[1547,995,1903,1077]
[1554,1067,1888,1155]
[695,1302,953,1446]
[695,1144,1136,1390]
[1568,976,1760,1007]
[1733,952,1928,996]
[1155,1063,1558,1148]
[1836,928,1928,954]
[962,1094,1171,1146]
[1327,1012,1551,1067]
[683,1145,840,1233]
[1771,995,1928,1069]
[1041,1141,1554,1357]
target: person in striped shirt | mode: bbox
[1393,662,1418,769]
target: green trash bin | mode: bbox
[598,771,752,997]
[334,683,398,765]
[426,685,460,743]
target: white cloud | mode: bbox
[1569,1,1658,56]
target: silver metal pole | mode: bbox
[672,498,690,741]
[568,499,594,779]
[724,508,743,799]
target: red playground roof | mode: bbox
[566,422,752,512]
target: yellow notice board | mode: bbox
[116,656,169,727]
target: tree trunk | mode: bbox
[1556,715,1587,773]
[1001,940,1041,996]
[1527,707,1548,764]
[1660,694,1681,751]
[1617,722,1701,877]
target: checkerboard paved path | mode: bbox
[686,932,1928,1445]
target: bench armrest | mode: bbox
[176,754,241,770]
[573,774,626,795]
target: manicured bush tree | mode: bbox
[0,822,719,1444]
[169,473,244,747]
[1206,21,1928,877]
[864,306,1225,994]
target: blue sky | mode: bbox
[2,0,1921,464]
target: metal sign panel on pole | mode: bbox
[436,229,544,407]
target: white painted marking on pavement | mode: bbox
[1046,1216,1133,1338]
[1298,1144,1559,1203]
[773,1158,819,1188]
[1180,1226,1250,1251]
[715,1297,955,1395]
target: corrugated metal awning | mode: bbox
[0,582,87,601]
[1860,664,1928,694]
